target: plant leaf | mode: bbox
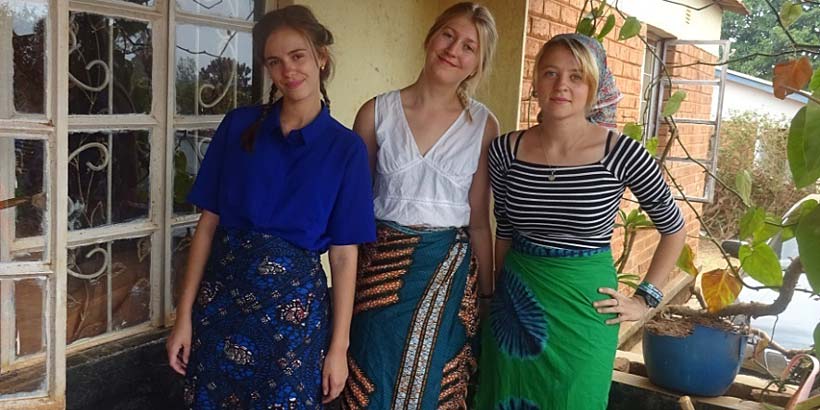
[796,204,820,293]
[787,105,820,188]
[779,1,803,27]
[597,14,616,40]
[810,67,820,92]
[753,215,782,244]
[623,122,643,140]
[773,57,812,100]
[740,207,765,241]
[735,169,752,206]
[577,17,595,36]
[699,268,742,313]
[739,243,783,287]
[662,91,686,117]
[618,16,641,40]
[676,243,698,276]
[646,136,659,156]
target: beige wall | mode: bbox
[281,0,526,131]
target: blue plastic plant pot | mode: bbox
[643,323,747,397]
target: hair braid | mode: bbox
[240,84,278,152]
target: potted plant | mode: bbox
[575,0,820,404]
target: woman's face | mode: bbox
[535,45,591,122]
[263,27,326,104]
[424,15,480,86]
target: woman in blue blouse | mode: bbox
[165,6,376,410]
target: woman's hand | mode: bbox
[594,287,650,325]
[166,318,192,375]
[321,347,348,404]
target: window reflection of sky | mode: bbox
[176,24,252,65]
[176,0,255,21]
[4,0,48,35]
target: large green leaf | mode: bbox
[645,136,659,157]
[779,1,803,27]
[815,322,820,360]
[623,122,642,141]
[597,14,616,40]
[577,17,594,36]
[739,243,783,287]
[787,106,820,188]
[796,204,820,293]
[739,207,765,241]
[618,16,641,40]
[662,91,687,117]
[810,67,820,92]
[735,170,752,206]
[676,243,698,276]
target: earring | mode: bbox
[531,90,538,98]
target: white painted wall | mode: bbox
[619,0,725,55]
[712,72,806,121]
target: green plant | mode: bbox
[578,0,820,404]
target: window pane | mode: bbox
[5,0,48,114]
[68,13,152,115]
[0,278,46,398]
[0,138,47,250]
[173,128,213,216]
[68,130,150,230]
[68,236,151,343]
[176,0,256,21]
[175,25,253,115]
[171,226,195,307]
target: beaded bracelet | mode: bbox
[635,281,663,308]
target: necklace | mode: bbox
[537,130,585,182]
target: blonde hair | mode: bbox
[533,36,599,113]
[424,2,498,120]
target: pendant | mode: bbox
[548,172,556,182]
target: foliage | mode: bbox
[703,111,816,240]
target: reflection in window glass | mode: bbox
[176,25,253,115]
[176,0,256,21]
[6,0,48,114]
[0,138,47,246]
[67,236,151,344]
[0,278,47,397]
[173,129,213,215]
[68,131,151,230]
[68,13,153,115]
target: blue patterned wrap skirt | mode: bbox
[184,227,329,410]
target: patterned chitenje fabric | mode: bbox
[342,357,375,409]
[437,345,477,410]
[184,228,328,410]
[342,222,479,410]
[353,225,421,314]
[475,234,619,410]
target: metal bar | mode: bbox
[669,79,720,85]
[666,39,729,46]
[667,118,717,125]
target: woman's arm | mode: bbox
[322,244,358,403]
[166,210,220,375]
[352,98,378,177]
[469,114,500,297]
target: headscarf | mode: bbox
[550,33,623,128]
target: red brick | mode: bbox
[529,0,545,15]
[559,7,580,26]
[530,16,550,39]
[544,2,562,20]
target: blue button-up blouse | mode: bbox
[187,102,377,252]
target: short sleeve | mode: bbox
[186,112,233,214]
[489,134,514,240]
[326,140,377,245]
[619,137,685,235]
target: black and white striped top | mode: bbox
[490,131,684,250]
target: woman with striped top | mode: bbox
[474,34,686,409]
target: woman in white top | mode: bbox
[340,3,498,409]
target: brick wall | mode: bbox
[523,0,717,291]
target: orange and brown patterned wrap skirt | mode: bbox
[341,221,479,410]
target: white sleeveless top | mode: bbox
[372,90,490,227]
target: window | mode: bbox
[0,0,265,406]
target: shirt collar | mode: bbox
[267,99,331,146]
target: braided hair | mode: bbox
[241,5,335,152]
